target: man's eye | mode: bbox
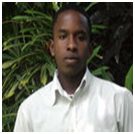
[78,34,86,41]
[59,34,66,39]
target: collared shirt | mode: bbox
[14,68,133,132]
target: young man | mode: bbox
[14,4,133,132]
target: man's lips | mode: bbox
[64,56,79,64]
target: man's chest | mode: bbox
[30,97,118,132]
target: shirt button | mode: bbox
[70,96,73,99]
[69,95,73,99]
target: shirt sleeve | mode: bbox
[14,102,32,132]
[116,89,133,132]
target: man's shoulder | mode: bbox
[92,74,132,97]
[20,81,54,109]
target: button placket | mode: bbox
[69,98,77,132]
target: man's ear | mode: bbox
[49,39,55,57]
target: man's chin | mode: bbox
[60,67,85,78]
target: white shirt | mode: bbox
[14,68,133,132]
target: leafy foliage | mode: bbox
[2,2,133,131]
[125,65,133,90]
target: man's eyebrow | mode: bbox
[77,30,86,33]
[75,30,87,35]
[58,29,67,33]
[58,29,87,33]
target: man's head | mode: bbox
[52,4,91,38]
[50,4,92,78]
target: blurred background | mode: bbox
[2,2,133,131]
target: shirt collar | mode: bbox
[50,67,93,106]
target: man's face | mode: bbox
[50,10,91,77]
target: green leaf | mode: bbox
[3,43,24,51]
[25,10,52,21]
[85,2,98,11]
[20,27,36,33]
[92,24,107,30]
[3,82,19,100]
[92,66,109,76]
[2,60,16,69]
[2,66,18,90]
[2,113,16,120]
[125,65,133,90]
[52,2,60,11]
[21,33,50,51]
[12,15,32,21]
[92,24,107,34]
[40,64,47,85]
[92,66,114,81]
[3,35,31,47]
[19,65,41,88]
[87,45,101,64]
[3,52,36,69]
[92,28,101,34]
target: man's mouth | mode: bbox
[64,56,79,64]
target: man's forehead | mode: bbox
[57,29,87,34]
[56,10,87,24]
[54,10,88,31]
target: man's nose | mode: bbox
[67,35,77,51]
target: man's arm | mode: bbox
[116,89,133,132]
[14,103,32,132]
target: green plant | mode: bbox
[3,2,57,131]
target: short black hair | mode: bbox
[52,4,91,38]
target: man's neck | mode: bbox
[58,69,86,95]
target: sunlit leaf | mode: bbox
[3,82,19,100]
[87,45,101,64]
[125,65,133,90]
[40,64,47,85]
[2,60,16,69]
[85,2,98,11]
[12,15,32,21]
[52,2,60,11]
